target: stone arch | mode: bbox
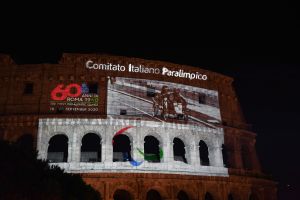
[114,128,135,149]
[117,129,135,145]
[145,187,169,200]
[113,189,133,200]
[173,137,188,164]
[80,133,102,162]
[16,134,34,151]
[144,135,161,163]
[144,131,163,148]
[110,127,135,163]
[199,140,210,166]
[112,185,136,200]
[227,191,241,200]
[47,129,73,141]
[37,130,70,161]
[170,131,192,146]
[113,133,132,162]
[197,134,214,148]
[79,130,105,144]
[146,189,162,200]
[248,192,260,200]
[177,190,190,200]
[204,192,215,200]
[47,134,69,163]
[171,134,191,163]
[197,136,214,156]
[228,193,234,200]
[173,183,198,200]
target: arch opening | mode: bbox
[113,189,133,200]
[144,135,160,163]
[222,144,229,168]
[177,190,189,200]
[16,134,34,151]
[199,140,210,166]
[228,193,234,200]
[173,137,187,163]
[249,193,259,200]
[47,134,68,163]
[205,192,214,200]
[113,134,132,162]
[81,133,101,162]
[146,189,162,200]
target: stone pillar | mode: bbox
[39,141,49,160]
[100,126,107,162]
[165,134,173,163]
[190,142,200,167]
[67,140,72,163]
[210,146,224,167]
[71,130,80,162]
[105,126,113,162]
[132,126,140,162]
[37,124,48,160]
[184,146,189,163]
[131,126,144,161]
[130,141,134,161]
[100,139,104,162]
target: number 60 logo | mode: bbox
[51,84,82,101]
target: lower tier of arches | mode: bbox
[81,173,277,200]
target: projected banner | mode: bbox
[107,77,221,126]
[49,83,99,113]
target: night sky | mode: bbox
[1,47,299,199]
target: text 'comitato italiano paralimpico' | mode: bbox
[85,60,207,80]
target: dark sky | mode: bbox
[1,47,299,199]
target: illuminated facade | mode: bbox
[0,53,277,200]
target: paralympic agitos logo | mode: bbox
[113,126,163,167]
